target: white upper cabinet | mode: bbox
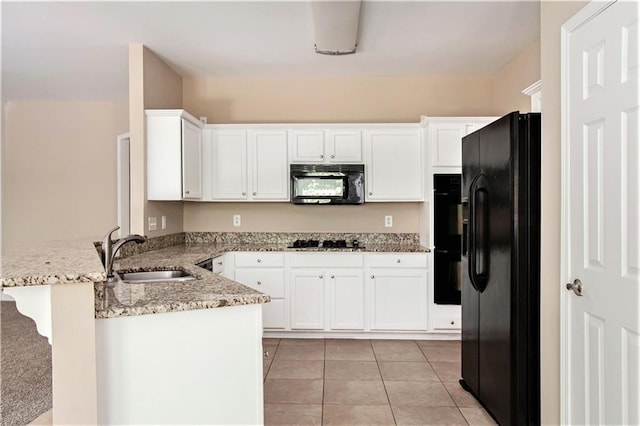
[146,109,204,201]
[182,120,203,199]
[423,117,497,168]
[208,127,288,201]
[290,128,363,163]
[249,129,289,201]
[364,127,423,201]
[211,129,248,200]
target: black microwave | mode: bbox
[290,164,365,205]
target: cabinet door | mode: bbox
[429,123,466,167]
[369,269,428,331]
[326,130,363,163]
[249,130,289,200]
[263,299,287,329]
[182,119,202,199]
[211,130,248,200]
[290,270,324,330]
[365,128,423,201]
[329,269,365,330]
[289,130,325,163]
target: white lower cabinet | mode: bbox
[289,270,325,330]
[229,251,433,335]
[232,253,287,329]
[329,270,365,330]
[368,253,429,331]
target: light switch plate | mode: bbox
[148,216,157,231]
[233,215,241,227]
[384,215,393,227]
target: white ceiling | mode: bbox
[1,1,540,101]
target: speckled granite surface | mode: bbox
[185,232,421,245]
[0,240,106,287]
[2,235,428,319]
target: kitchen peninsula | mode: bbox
[1,231,431,424]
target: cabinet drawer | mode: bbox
[234,252,284,267]
[367,253,428,268]
[234,269,285,298]
[432,315,461,330]
[289,253,364,268]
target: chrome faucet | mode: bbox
[102,226,147,280]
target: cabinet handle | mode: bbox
[319,275,323,279]
[330,275,335,279]
[242,192,246,196]
[263,350,269,358]
[257,259,262,263]
[252,192,257,196]
[370,275,375,279]
[257,281,262,285]
[320,154,324,159]
[450,321,455,325]
[397,259,401,263]
[185,190,190,195]
[369,192,373,196]
[330,154,335,159]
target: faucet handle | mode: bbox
[102,226,120,243]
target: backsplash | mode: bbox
[184,232,420,245]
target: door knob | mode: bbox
[566,279,583,296]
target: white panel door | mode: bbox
[182,119,202,199]
[289,130,325,163]
[211,130,248,200]
[365,128,423,201]
[329,270,365,330]
[326,130,363,163]
[430,123,466,167]
[369,269,428,331]
[563,2,640,424]
[290,270,324,330]
[249,129,289,200]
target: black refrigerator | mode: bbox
[460,111,540,425]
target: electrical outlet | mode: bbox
[161,216,167,230]
[385,215,393,227]
[233,215,241,227]
[148,216,157,231]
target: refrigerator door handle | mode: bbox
[470,175,490,292]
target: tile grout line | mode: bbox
[417,342,471,425]
[371,339,398,425]
[321,338,326,425]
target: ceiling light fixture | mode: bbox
[311,0,362,55]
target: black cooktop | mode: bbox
[288,239,364,249]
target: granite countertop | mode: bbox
[0,239,107,287]
[97,242,429,319]
[1,237,430,320]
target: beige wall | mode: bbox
[492,40,541,115]
[184,202,419,233]
[2,100,125,249]
[539,1,587,424]
[184,74,500,124]
[129,44,184,237]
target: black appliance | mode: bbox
[288,239,363,249]
[433,174,462,305]
[290,164,364,205]
[460,112,540,425]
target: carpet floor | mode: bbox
[1,301,52,426]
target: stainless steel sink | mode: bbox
[116,270,196,284]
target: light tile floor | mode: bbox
[263,338,497,426]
